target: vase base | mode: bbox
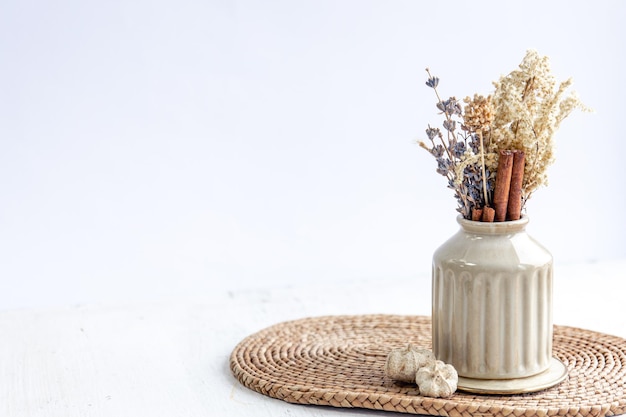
[456,357,568,394]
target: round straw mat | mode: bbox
[230,315,626,417]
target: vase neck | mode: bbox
[457,215,528,235]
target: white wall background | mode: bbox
[1,0,624,310]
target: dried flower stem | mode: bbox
[478,131,489,208]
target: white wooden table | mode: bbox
[2,260,625,417]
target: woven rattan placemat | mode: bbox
[230,315,626,417]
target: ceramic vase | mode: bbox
[431,215,565,392]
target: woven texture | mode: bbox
[230,315,626,417]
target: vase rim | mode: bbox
[456,214,529,234]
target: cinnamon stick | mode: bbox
[481,206,495,222]
[506,150,525,221]
[472,207,483,221]
[493,150,514,222]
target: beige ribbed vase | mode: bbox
[432,215,553,380]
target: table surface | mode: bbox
[2,260,625,417]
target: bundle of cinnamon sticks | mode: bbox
[472,150,525,222]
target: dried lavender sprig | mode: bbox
[425,68,455,163]
[424,69,472,215]
[425,75,439,88]
[423,69,498,217]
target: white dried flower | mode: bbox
[489,49,589,203]
[415,360,458,398]
[384,344,435,383]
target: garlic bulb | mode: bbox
[384,344,435,382]
[415,359,458,398]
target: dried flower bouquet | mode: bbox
[419,50,588,221]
